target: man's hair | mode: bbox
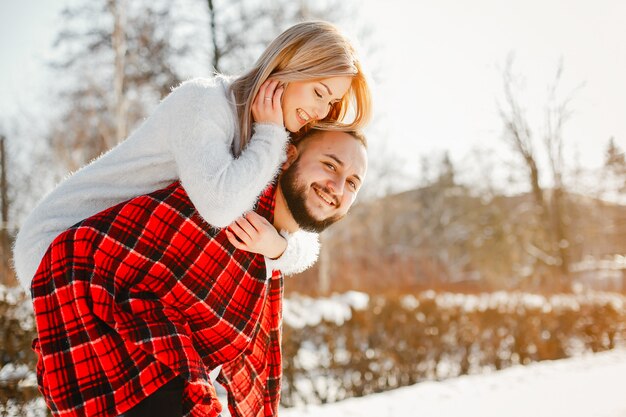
[293,128,368,149]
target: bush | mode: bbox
[0,285,46,416]
[281,291,626,406]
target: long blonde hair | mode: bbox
[230,21,372,154]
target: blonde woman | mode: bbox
[13,20,372,290]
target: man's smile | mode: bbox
[312,184,338,207]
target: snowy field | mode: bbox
[277,348,626,417]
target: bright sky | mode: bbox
[0,1,60,118]
[360,0,626,186]
[1,0,625,190]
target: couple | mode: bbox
[14,22,371,417]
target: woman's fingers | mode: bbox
[237,216,259,235]
[255,80,270,106]
[244,212,270,230]
[229,220,252,244]
[252,79,284,126]
[273,84,284,110]
[225,229,247,250]
[263,80,277,102]
[256,80,276,106]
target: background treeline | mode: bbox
[289,171,626,295]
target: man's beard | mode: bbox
[279,159,345,233]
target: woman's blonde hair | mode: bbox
[230,21,372,154]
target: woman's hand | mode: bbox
[225,212,287,259]
[252,79,285,127]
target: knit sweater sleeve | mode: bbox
[165,78,289,228]
[265,230,320,276]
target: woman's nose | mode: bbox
[316,103,330,120]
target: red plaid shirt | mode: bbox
[31,182,283,417]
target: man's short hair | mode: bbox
[293,128,368,149]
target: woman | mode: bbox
[13,20,372,290]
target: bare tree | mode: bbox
[109,0,129,146]
[48,0,187,170]
[498,56,579,291]
[603,138,626,198]
[595,139,626,260]
[542,61,578,284]
[203,0,358,74]
[0,133,11,284]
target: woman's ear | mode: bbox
[282,144,298,170]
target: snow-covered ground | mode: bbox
[278,348,626,417]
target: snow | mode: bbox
[0,364,30,383]
[0,283,35,331]
[279,348,626,417]
[283,291,370,328]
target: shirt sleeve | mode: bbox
[165,80,290,228]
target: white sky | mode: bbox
[1,0,625,190]
[359,0,626,185]
[0,1,60,118]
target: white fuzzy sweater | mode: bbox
[13,75,319,291]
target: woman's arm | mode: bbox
[167,79,289,228]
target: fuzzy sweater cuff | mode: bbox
[265,230,320,276]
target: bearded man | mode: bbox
[31,129,367,417]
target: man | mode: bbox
[31,129,367,417]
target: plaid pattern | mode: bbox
[31,181,284,417]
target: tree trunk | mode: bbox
[109,0,128,146]
[207,0,221,72]
[318,232,330,295]
[0,135,11,284]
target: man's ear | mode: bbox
[282,144,299,170]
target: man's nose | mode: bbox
[326,178,344,195]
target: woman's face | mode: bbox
[281,76,352,133]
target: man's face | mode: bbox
[279,131,367,232]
